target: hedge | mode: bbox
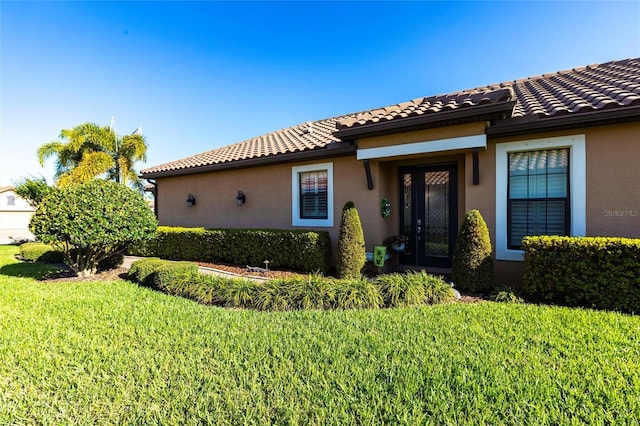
[129,226,331,273]
[128,258,199,290]
[19,242,64,263]
[522,236,640,313]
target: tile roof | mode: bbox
[142,115,356,176]
[337,58,640,130]
[142,58,640,176]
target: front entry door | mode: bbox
[399,164,458,268]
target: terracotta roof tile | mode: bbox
[142,115,355,175]
[142,58,640,176]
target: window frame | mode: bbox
[291,162,334,227]
[507,148,571,250]
[496,135,586,261]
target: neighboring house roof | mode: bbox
[142,57,640,178]
[0,186,14,194]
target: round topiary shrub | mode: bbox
[30,179,157,277]
[452,209,495,293]
[336,201,366,279]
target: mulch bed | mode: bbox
[196,262,304,279]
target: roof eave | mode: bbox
[487,106,640,138]
[333,101,516,140]
[141,142,356,179]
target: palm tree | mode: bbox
[37,122,147,189]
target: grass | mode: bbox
[1,245,639,424]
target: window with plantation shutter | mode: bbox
[300,170,328,219]
[507,148,570,249]
[291,162,334,227]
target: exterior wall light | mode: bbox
[236,191,246,206]
[186,194,196,207]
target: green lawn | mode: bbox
[0,245,639,425]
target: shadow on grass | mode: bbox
[0,261,68,280]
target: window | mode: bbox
[6,196,15,206]
[292,163,333,227]
[300,170,328,219]
[508,148,569,249]
[496,135,585,261]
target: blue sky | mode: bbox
[1,1,639,187]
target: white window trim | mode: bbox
[495,134,586,261]
[292,162,334,227]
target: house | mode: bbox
[0,187,36,244]
[141,58,640,285]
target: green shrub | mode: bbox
[492,287,525,304]
[30,180,157,277]
[152,262,200,292]
[257,273,336,311]
[19,242,64,263]
[128,258,164,286]
[406,270,457,305]
[336,202,366,279]
[376,273,425,307]
[128,262,457,312]
[376,271,456,307]
[215,278,261,309]
[130,226,331,274]
[522,236,640,313]
[255,279,295,311]
[334,276,383,310]
[287,273,336,310]
[451,209,495,293]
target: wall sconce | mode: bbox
[186,194,196,207]
[236,190,246,206]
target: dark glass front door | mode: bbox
[399,164,458,268]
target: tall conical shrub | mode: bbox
[337,201,366,278]
[452,209,495,293]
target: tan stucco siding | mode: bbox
[584,122,640,237]
[488,121,640,285]
[491,122,640,239]
[356,122,486,150]
[155,156,391,258]
[153,120,639,283]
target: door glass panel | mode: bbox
[424,171,449,258]
[402,173,412,255]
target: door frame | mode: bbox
[398,162,458,268]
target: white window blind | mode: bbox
[508,148,569,249]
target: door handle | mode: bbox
[416,219,422,238]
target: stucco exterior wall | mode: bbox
[488,121,640,285]
[154,120,639,283]
[156,155,389,259]
[0,189,36,243]
[583,122,640,237]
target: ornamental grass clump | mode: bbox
[258,273,335,311]
[336,201,366,279]
[376,270,456,307]
[451,209,495,293]
[334,276,383,310]
[215,278,261,309]
[376,273,425,307]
